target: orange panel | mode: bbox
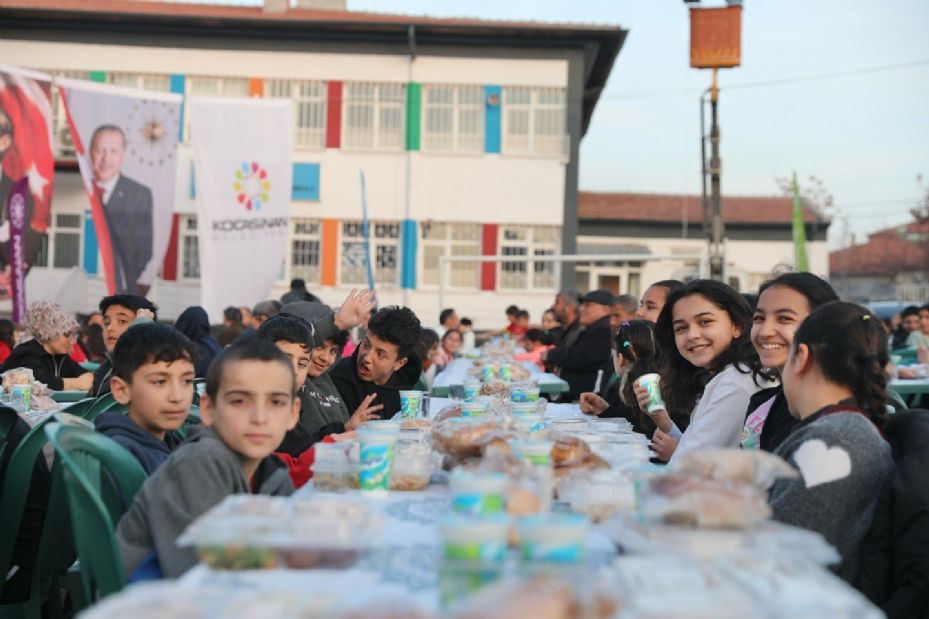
[321,218,339,286]
[249,78,264,98]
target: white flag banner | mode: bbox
[189,97,293,323]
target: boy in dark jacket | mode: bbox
[91,294,158,397]
[94,322,197,475]
[116,338,299,578]
[330,305,423,420]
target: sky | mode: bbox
[201,0,929,248]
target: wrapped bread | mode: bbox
[640,474,772,528]
[672,449,798,489]
[551,434,610,478]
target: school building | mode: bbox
[0,0,626,327]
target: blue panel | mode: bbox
[83,210,98,274]
[484,85,502,154]
[292,163,321,201]
[170,74,185,142]
[401,219,417,289]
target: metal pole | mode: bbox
[708,68,724,281]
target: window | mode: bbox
[421,85,484,153]
[342,82,406,151]
[420,222,482,288]
[34,213,82,269]
[49,70,90,158]
[180,216,200,280]
[498,225,559,290]
[107,72,171,92]
[289,219,321,284]
[502,86,566,157]
[340,221,400,286]
[266,79,327,150]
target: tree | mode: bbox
[774,174,833,218]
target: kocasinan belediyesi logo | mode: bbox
[211,161,287,233]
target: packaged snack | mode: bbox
[389,443,434,491]
[671,448,799,489]
[638,473,772,529]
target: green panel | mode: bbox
[89,71,107,83]
[406,82,421,151]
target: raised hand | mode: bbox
[334,289,376,331]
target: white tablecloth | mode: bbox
[431,358,565,393]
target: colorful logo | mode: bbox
[234,162,270,211]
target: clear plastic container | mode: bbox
[517,513,590,564]
[389,443,434,491]
[440,515,508,563]
[450,470,507,516]
[558,469,636,522]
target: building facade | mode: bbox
[0,0,625,327]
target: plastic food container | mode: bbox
[550,419,589,432]
[513,414,546,435]
[511,386,541,403]
[509,439,554,467]
[311,461,360,492]
[450,470,507,517]
[559,469,636,522]
[440,515,508,563]
[517,513,590,563]
[510,402,537,416]
[461,401,488,417]
[389,443,434,491]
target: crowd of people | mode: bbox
[1,273,928,615]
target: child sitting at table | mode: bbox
[116,338,299,579]
[636,280,774,462]
[95,322,197,475]
[769,301,892,583]
[514,328,554,370]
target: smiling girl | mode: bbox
[638,280,773,462]
[743,273,838,451]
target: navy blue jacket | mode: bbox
[94,411,183,475]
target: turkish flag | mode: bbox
[0,64,55,234]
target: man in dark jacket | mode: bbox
[545,289,614,402]
[330,306,422,420]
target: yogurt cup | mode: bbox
[510,402,537,416]
[358,426,399,495]
[636,373,665,413]
[463,379,480,403]
[517,514,589,563]
[509,439,554,467]
[450,470,507,517]
[461,401,488,418]
[511,386,541,403]
[440,515,508,563]
[499,363,513,383]
[398,390,424,419]
[513,414,545,434]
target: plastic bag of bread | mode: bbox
[672,449,798,489]
[451,574,619,619]
[433,418,514,462]
[551,434,610,478]
[639,473,772,529]
[433,404,463,424]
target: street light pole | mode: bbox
[708,68,724,280]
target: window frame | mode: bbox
[341,82,407,152]
[286,218,322,285]
[178,215,200,281]
[265,79,327,151]
[501,86,567,158]
[418,221,483,290]
[338,220,401,287]
[420,84,485,154]
[496,225,560,291]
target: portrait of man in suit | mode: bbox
[0,106,42,274]
[89,124,153,296]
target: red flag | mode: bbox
[0,65,54,234]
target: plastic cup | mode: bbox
[463,379,480,403]
[499,363,513,383]
[358,424,400,495]
[509,439,554,467]
[461,402,488,418]
[11,384,32,411]
[398,390,424,419]
[511,402,537,416]
[517,514,590,564]
[512,386,540,403]
[513,414,545,434]
[481,365,496,382]
[636,373,665,413]
[440,515,508,562]
[450,470,507,517]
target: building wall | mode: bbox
[0,38,575,328]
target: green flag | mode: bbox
[791,172,809,271]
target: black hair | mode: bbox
[257,314,313,349]
[524,328,547,344]
[112,322,197,382]
[460,317,473,327]
[792,301,889,427]
[741,293,758,311]
[80,323,107,360]
[439,308,456,326]
[901,305,920,319]
[205,337,295,400]
[921,303,929,313]
[99,294,158,319]
[414,328,440,366]
[757,272,839,312]
[655,279,770,417]
[441,328,461,345]
[325,330,350,350]
[515,310,529,320]
[223,306,242,323]
[290,278,306,290]
[366,306,421,359]
[612,319,671,434]
[505,305,519,316]
[649,280,684,294]
[0,319,15,351]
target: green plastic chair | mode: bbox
[81,393,124,423]
[46,422,146,603]
[0,405,19,475]
[0,413,90,618]
[59,397,97,419]
[175,405,202,442]
[192,378,206,406]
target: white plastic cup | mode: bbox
[398,390,424,419]
[636,373,665,413]
[358,424,400,495]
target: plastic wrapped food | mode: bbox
[433,404,463,424]
[390,443,435,491]
[551,434,610,478]
[672,449,799,489]
[432,418,516,462]
[639,474,772,528]
[451,574,618,619]
[2,367,34,390]
[557,469,636,523]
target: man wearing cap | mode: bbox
[544,289,615,402]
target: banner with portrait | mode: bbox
[189,97,293,323]
[58,78,181,295]
[0,64,55,316]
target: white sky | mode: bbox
[194,0,929,248]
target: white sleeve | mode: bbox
[669,369,759,464]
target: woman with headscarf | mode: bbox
[1,300,93,390]
[174,305,222,378]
